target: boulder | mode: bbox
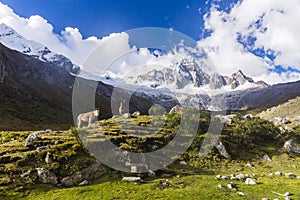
[36,145,49,153]
[285,173,295,178]
[245,178,256,185]
[215,140,231,159]
[61,162,106,186]
[132,111,140,117]
[25,133,38,147]
[122,113,131,119]
[122,177,141,182]
[283,139,300,156]
[36,168,58,185]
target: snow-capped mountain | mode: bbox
[125,58,268,91]
[0,23,79,74]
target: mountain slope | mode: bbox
[0,23,79,74]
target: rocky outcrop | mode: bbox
[36,168,58,185]
[61,162,106,186]
[283,139,300,156]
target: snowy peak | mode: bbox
[224,70,268,89]
[0,23,79,74]
[125,58,268,92]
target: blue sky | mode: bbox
[0,0,300,84]
[0,0,235,40]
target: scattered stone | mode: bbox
[285,197,290,200]
[283,192,291,197]
[221,175,229,180]
[227,183,234,189]
[215,175,221,180]
[45,129,52,133]
[20,170,31,180]
[283,139,300,156]
[215,140,231,159]
[218,184,223,189]
[236,174,245,180]
[285,173,295,178]
[45,152,53,164]
[78,180,88,186]
[158,179,170,189]
[36,145,49,153]
[268,173,273,177]
[274,171,282,176]
[36,168,58,185]
[245,178,257,185]
[297,176,300,179]
[237,192,246,196]
[261,154,272,162]
[148,170,155,177]
[179,161,187,165]
[261,198,269,200]
[246,163,254,168]
[243,114,254,119]
[25,133,38,147]
[54,140,60,145]
[61,162,106,186]
[132,111,140,117]
[122,113,131,119]
[122,177,141,182]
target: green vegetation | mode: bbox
[0,110,300,199]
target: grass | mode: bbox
[0,112,300,199]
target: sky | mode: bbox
[0,0,300,84]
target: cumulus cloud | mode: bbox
[198,0,300,84]
[0,2,105,65]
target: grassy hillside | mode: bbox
[0,111,300,199]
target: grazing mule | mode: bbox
[77,109,100,128]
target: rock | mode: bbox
[36,145,49,153]
[261,198,269,200]
[268,173,273,177]
[283,192,291,197]
[36,168,58,185]
[179,161,187,165]
[122,177,141,182]
[284,126,293,132]
[261,154,272,162]
[227,183,234,189]
[61,162,106,186]
[122,113,131,119]
[215,175,221,180]
[218,184,223,189]
[214,115,232,125]
[169,105,183,115]
[158,179,170,189]
[132,111,140,117]
[148,170,155,177]
[45,129,52,133]
[45,152,53,164]
[25,133,38,147]
[285,173,295,178]
[246,163,254,168]
[216,140,231,159]
[274,171,282,176]
[221,175,229,180]
[283,139,300,155]
[78,180,88,186]
[20,170,31,180]
[237,192,246,196]
[54,140,60,145]
[245,178,256,185]
[243,114,254,119]
[297,176,300,179]
[236,174,245,180]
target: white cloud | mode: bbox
[0,2,104,65]
[198,0,300,84]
